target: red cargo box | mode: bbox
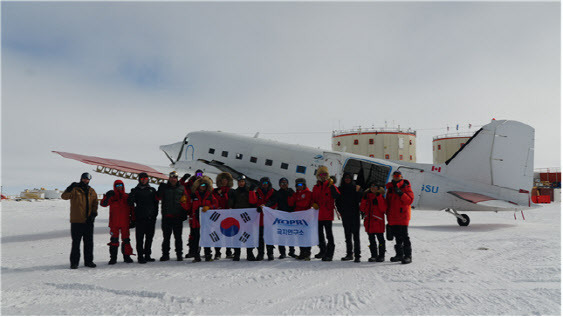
[532,195,551,204]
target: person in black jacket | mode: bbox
[229,175,256,261]
[128,172,159,264]
[336,172,363,262]
[157,171,189,262]
[273,177,296,259]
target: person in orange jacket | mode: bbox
[385,170,414,264]
[100,180,135,265]
[289,178,314,261]
[360,182,387,262]
[312,165,340,261]
[190,176,218,262]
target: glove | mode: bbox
[129,220,136,229]
[328,178,334,187]
[377,187,386,196]
[395,187,403,196]
[65,182,79,193]
[181,173,191,182]
[86,212,97,224]
[360,212,366,220]
[312,203,319,210]
[257,206,263,213]
[202,206,210,212]
[106,190,115,199]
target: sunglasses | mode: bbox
[140,177,148,180]
[115,184,124,187]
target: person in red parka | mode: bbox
[181,170,203,259]
[212,172,235,259]
[190,176,218,262]
[289,178,313,261]
[386,170,415,264]
[360,182,387,262]
[249,177,277,261]
[100,180,135,265]
[312,165,340,261]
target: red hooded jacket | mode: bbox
[289,188,313,211]
[249,187,276,226]
[312,180,340,221]
[385,179,415,226]
[101,180,134,228]
[190,189,218,228]
[360,192,387,233]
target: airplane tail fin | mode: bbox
[445,120,535,192]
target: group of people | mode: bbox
[62,166,414,269]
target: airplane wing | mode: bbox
[53,151,172,183]
[447,191,529,209]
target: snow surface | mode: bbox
[1,200,560,315]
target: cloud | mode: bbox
[1,1,559,195]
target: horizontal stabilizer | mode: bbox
[448,191,527,209]
[52,151,170,182]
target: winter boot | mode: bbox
[341,254,353,261]
[368,243,378,262]
[278,253,287,259]
[354,256,361,263]
[192,254,202,262]
[268,254,275,261]
[390,245,404,263]
[376,244,386,262]
[314,245,326,259]
[214,248,222,260]
[288,248,296,258]
[108,238,119,265]
[226,248,233,258]
[122,238,134,263]
[160,254,170,262]
[247,250,257,261]
[84,262,97,268]
[322,244,335,262]
[145,252,155,262]
[177,253,183,261]
[401,244,412,264]
[205,255,214,262]
[138,254,146,264]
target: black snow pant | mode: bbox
[318,220,335,257]
[249,226,272,258]
[70,222,94,266]
[191,227,212,259]
[342,215,361,257]
[390,225,411,258]
[161,217,183,256]
[368,233,385,258]
[135,219,156,258]
[279,245,295,255]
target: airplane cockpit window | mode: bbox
[236,153,243,160]
[209,148,215,154]
[222,151,228,158]
[281,163,289,170]
[343,159,391,189]
[265,159,273,166]
[296,165,306,174]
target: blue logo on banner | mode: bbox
[220,217,240,237]
[273,218,309,227]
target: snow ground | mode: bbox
[1,200,560,315]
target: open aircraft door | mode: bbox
[397,166,425,208]
[323,152,344,179]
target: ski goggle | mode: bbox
[200,183,207,187]
[115,184,124,188]
[140,177,148,180]
[318,172,328,177]
[262,182,269,185]
[296,183,304,187]
[196,172,203,177]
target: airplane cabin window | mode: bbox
[209,148,215,154]
[236,153,243,160]
[296,165,306,174]
[265,159,273,166]
[281,163,289,170]
[250,156,257,163]
[222,151,228,158]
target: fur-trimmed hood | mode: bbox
[216,172,233,188]
[316,165,330,181]
[192,176,213,193]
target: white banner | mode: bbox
[263,207,319,247]
[200,208,260,248]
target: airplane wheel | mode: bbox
[457,214,470,226]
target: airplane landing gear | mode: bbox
[445,208,470,226]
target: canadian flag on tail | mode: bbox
[432,166,442,172]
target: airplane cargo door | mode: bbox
[397,166,425,208]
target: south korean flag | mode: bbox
[200,208,260,248]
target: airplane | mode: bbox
[53,119,539,226]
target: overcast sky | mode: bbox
[2,1,560,195]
